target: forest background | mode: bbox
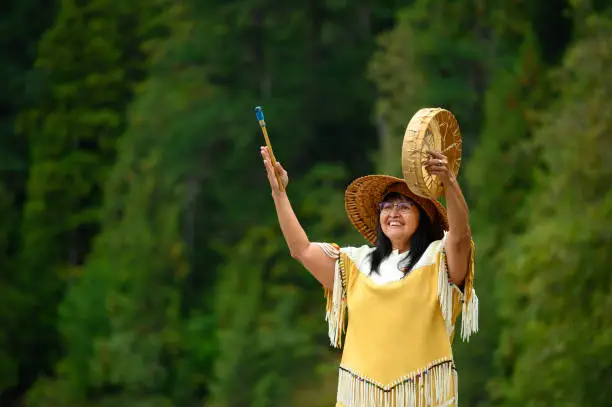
[2,0,612,406]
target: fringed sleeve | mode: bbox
[312,242,348,348]
[437,236,479,342]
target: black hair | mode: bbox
[369,193,435,276]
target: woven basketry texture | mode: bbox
[402,108,462,199]
[344,175,448,245]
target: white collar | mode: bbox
[387,249,410,266]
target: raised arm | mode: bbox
[260,146,336,289]
[425,151,472,287]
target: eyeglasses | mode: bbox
[378,201,416,214]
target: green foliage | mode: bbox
[458,31,548,407]
[209,166,360,407]
[0,0,55,173]
[0,182,20,389]
[3,0,612,406]
[12,0,172,403]
[368,0,488,174]
[17,0,171,269]
[24,6,206,405]
[38,4,368,400]
[495,15,612,406]
[0,0,57,397]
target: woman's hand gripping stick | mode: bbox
[255,106,284,192]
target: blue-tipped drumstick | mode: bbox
[255,106,284,192]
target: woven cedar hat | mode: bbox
[345,175,448,245]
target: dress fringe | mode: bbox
[437,239,479,342]
[336,359,458,407]
[321,244,346,348]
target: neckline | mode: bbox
[357,264,426,289]
[389,250,411,267]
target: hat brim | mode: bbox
[344,175,448,245]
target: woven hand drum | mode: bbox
[401,108,462,200]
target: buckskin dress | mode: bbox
[316,233,478,407]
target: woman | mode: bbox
[260,146,477,407]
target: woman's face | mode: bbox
[379,194,420,249]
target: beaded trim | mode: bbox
[337,359,458,407]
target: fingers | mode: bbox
[274,160,289,189]
[423,154,449,178]
[425,167,448,175]
[264,159,274,175]
[260,148,274,171]
[424,149,447,164]
[275,161,287,176]
[427,150,445,159]
[260,146,270,161]
[260,146,284,170]
[260,148,271,168]
[263,160,275,182]
[425,167,446,177]
[423,158,447,168]
[260,147,275,177]
[260,146,287,191]
[260,146,279,167]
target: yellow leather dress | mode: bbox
[320,236,477,407]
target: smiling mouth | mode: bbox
[388,221,403,227]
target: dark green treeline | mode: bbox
[1,0,611,406]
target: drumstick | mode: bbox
[254,106,284,192]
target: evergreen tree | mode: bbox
[460,31,548,406]
[0,0,57,403]
[368,0,490,175]
[495,13,612,406]
[209,165,361,407]
[15,0,171,403]
[4,0,611,405]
